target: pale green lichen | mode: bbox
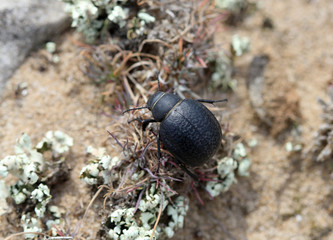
[127,11,156,39]
[233,142,247,159]
[206,142,251,197]
[106,190,188,240]
[1,131,72,186]
[21,213,42,239]
[108,207,159,240]
[10,181,29,204]
[1,134,45,185]
[206,157,238,197]
[137,184,169,211]
[110,193,188,239]
[45,42,60,63]
[49,205,62,218]
[62,0,154,42]
[46,205,64,236]
[46,42,57,54]
[36,130,73,158]
[210,51,236,90]
[285,142,302,153]
[81,146,120,184]
[63,0,100,42]
[209,34,250,91]
[108,5,129,28]
[138,184,168,213]
[285,142,293,152]
[248,138,258,148]
[215,0,247,12]
[15,132,32,153]
[164,196,188,238]
[233,143,251,177]
[80,163,100,185]
[31,183,52,217]
[237,158,251,177]
[0,132,73,238]
[231,35,251,57]
[138,12,155,23]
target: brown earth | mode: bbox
[1,0,333,239]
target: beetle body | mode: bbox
[146,91,222,167]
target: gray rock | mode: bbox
[0,0,70,97]
[247,54,270,125]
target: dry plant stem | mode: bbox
[107,130,126,150]
[81,51,101,67]
[126,74,148,102]
[114,52,133,76]
[111,51,126,67]
[150,192,164,240]
[73,185,107,236]
[139,39,174,53]
[103,185,114,209]
[130,52,161,64]
[115,164,134,193]
[192,181,204,205]
[169,11,218,43]
[122,76,136,103]
[99,44,122,53]
[4,232,48,240]
[169,24,195,43]
[69,35,94,49]
[134,186,147,213]
[119,177,150,193]
[46,237,74,240]
[125,61,155,75]
[132,124,141,144]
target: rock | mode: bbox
[247,54,301,137]
[247,55,270,125]
[0,0,70,98]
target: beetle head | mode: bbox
[147,91,164,111]
[147,91,181,122]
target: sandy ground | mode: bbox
[1,0,333,239]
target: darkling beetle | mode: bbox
[123,81,227,181]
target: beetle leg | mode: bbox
[128,118,142,124]
[175,160,207,190]
[175,159,200,182]
[196,99,228,105]
[128,118,157,132]
[175,160,207,187]
[156,134,161,174]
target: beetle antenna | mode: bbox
[122,106,148,114]
[157,71,161,91]
[196,98,228,105]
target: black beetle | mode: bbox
[123,86,226,175]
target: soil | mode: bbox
[1,0,333,239]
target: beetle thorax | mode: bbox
[147,91,181,122]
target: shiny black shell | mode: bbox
[149,92,222,167]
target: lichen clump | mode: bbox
[81,147,190,239]
[206,142,251,197]
[62,0,156,42]
[0,131,73,238]
[81,146,121,185]
[106,185,188,240]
